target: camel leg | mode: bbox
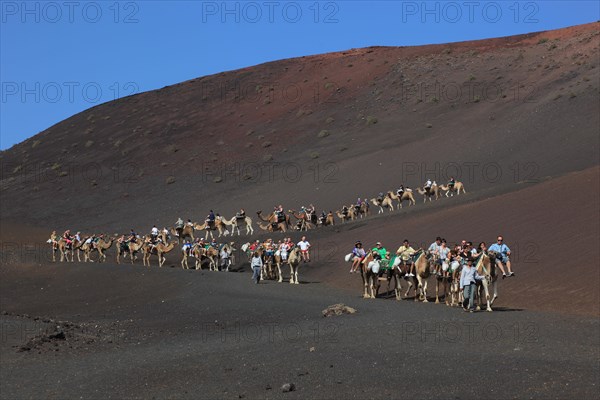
[491,280,498,305]
[277,263,283,283]
[435,279,440,303]
[362,273,370,299]
[294,268,299,284]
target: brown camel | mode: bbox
[335,207,355,223]
[287,247,301,284]
[403,250,432,301]
[357,251,380,299]
[319,212,335,226]
[370,196,394,214]
[256,210,290,230]
[257,221,287,233]
[181,243,214,270]
[440,182,466,197]
[288,210,315,231]
[143,241,176,267]
[171,225,195,244]
[116,237,144,264]
[194,219,228,240]
[387,190,416,208]
[416,185,440,203]
[474,252,498,312]
[83,236,115,263]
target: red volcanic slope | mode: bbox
[0,22,598,231]
[0,23,599,318]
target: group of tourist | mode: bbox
[249,236,312,283]
[350,235,515,311]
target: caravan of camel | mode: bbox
[46,181,474,300]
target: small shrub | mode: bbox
[59,171,68,177]
[213,176,223,183]
[165,144,179,153]
[85,140,94,148]
[262,141,272,148]
[366,116,378,125]
[309,152,319,159]
[325,117,335,124]
[317,130,330,138]
[31,140,41,148]
[166,176,176,184]
[263,154,273,162]
[425,123,433,128]
[324,82,334,90]
[538,38,548,44]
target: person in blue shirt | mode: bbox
[487,235,515,278]
[460,257,485,312]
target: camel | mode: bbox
[48,232,83,263]
[288,210,316,231]
[335,207,355,223]
[474,252,499,312]
[171,225,195,244]
[356,251,380,299]
[194,219,228,240]
[257,221,287,233]
[116,237,144,264]
[440,181,466,197]
[83,236,115,263]
[56,236,84,262]
[319,212,335,226]
[256,210,290,230]
[403,250,432,302]
[370,196,394,214]
[448,261,463,307]
[273,250,286,283]
[143,241,176,267]
[48,231,60,262]
[416,184,440,203]
[353,202,369,219]
[389,256,411,300]
[220,215,254,236]
[387,190,416,208]
[287,247,301,284]
[181,243,214,270]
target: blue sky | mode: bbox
[1,1,598,150]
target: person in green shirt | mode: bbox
[372,242,387,259]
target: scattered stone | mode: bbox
[322,303,357,317]
[281,383,296,393]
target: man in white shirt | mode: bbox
[151,225,159,239]
[297,236,311,263]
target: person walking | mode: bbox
[251,252,263,284]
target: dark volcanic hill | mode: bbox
[1,22,598,231]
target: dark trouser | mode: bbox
[252,266,261,283]
[462,284,475,310]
